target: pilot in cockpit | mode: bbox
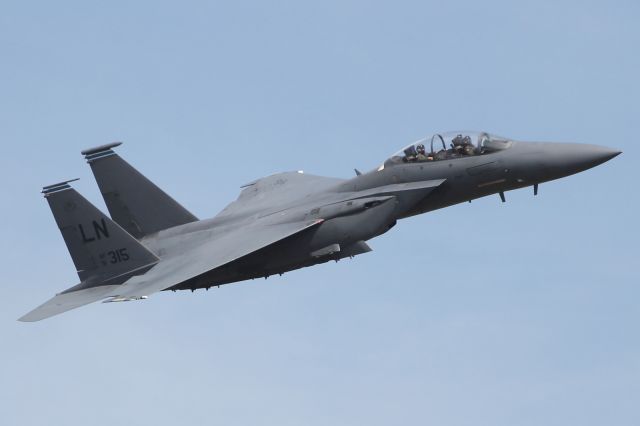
[452,134,475,156]
[463,141,476,155]
[403,145,417,162]
[452,134,464,155]
[415,144,429,161]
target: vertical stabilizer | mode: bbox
[43,180,159,282]
[81,143,198,238]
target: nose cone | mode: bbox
[555,143,620,171]
[519,142,621,181]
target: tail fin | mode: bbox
[81,142,198,239]
[42,180,159,282]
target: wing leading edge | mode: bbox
[112,218,325,299]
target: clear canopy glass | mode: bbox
[379,131,512,170]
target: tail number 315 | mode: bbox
[108,248,130,264]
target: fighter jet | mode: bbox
[20,132,620,321]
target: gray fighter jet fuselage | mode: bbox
[20,131,620,321]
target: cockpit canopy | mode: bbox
[380,131,512,170]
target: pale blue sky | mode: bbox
[1,1,638,425]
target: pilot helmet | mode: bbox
[416,143,426,154]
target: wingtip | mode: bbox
[17,312,40,322]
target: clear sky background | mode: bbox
[1,1,638,425]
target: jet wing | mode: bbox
[111,181,447,301]
[20,218,324,321]
[112,218,324,299]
